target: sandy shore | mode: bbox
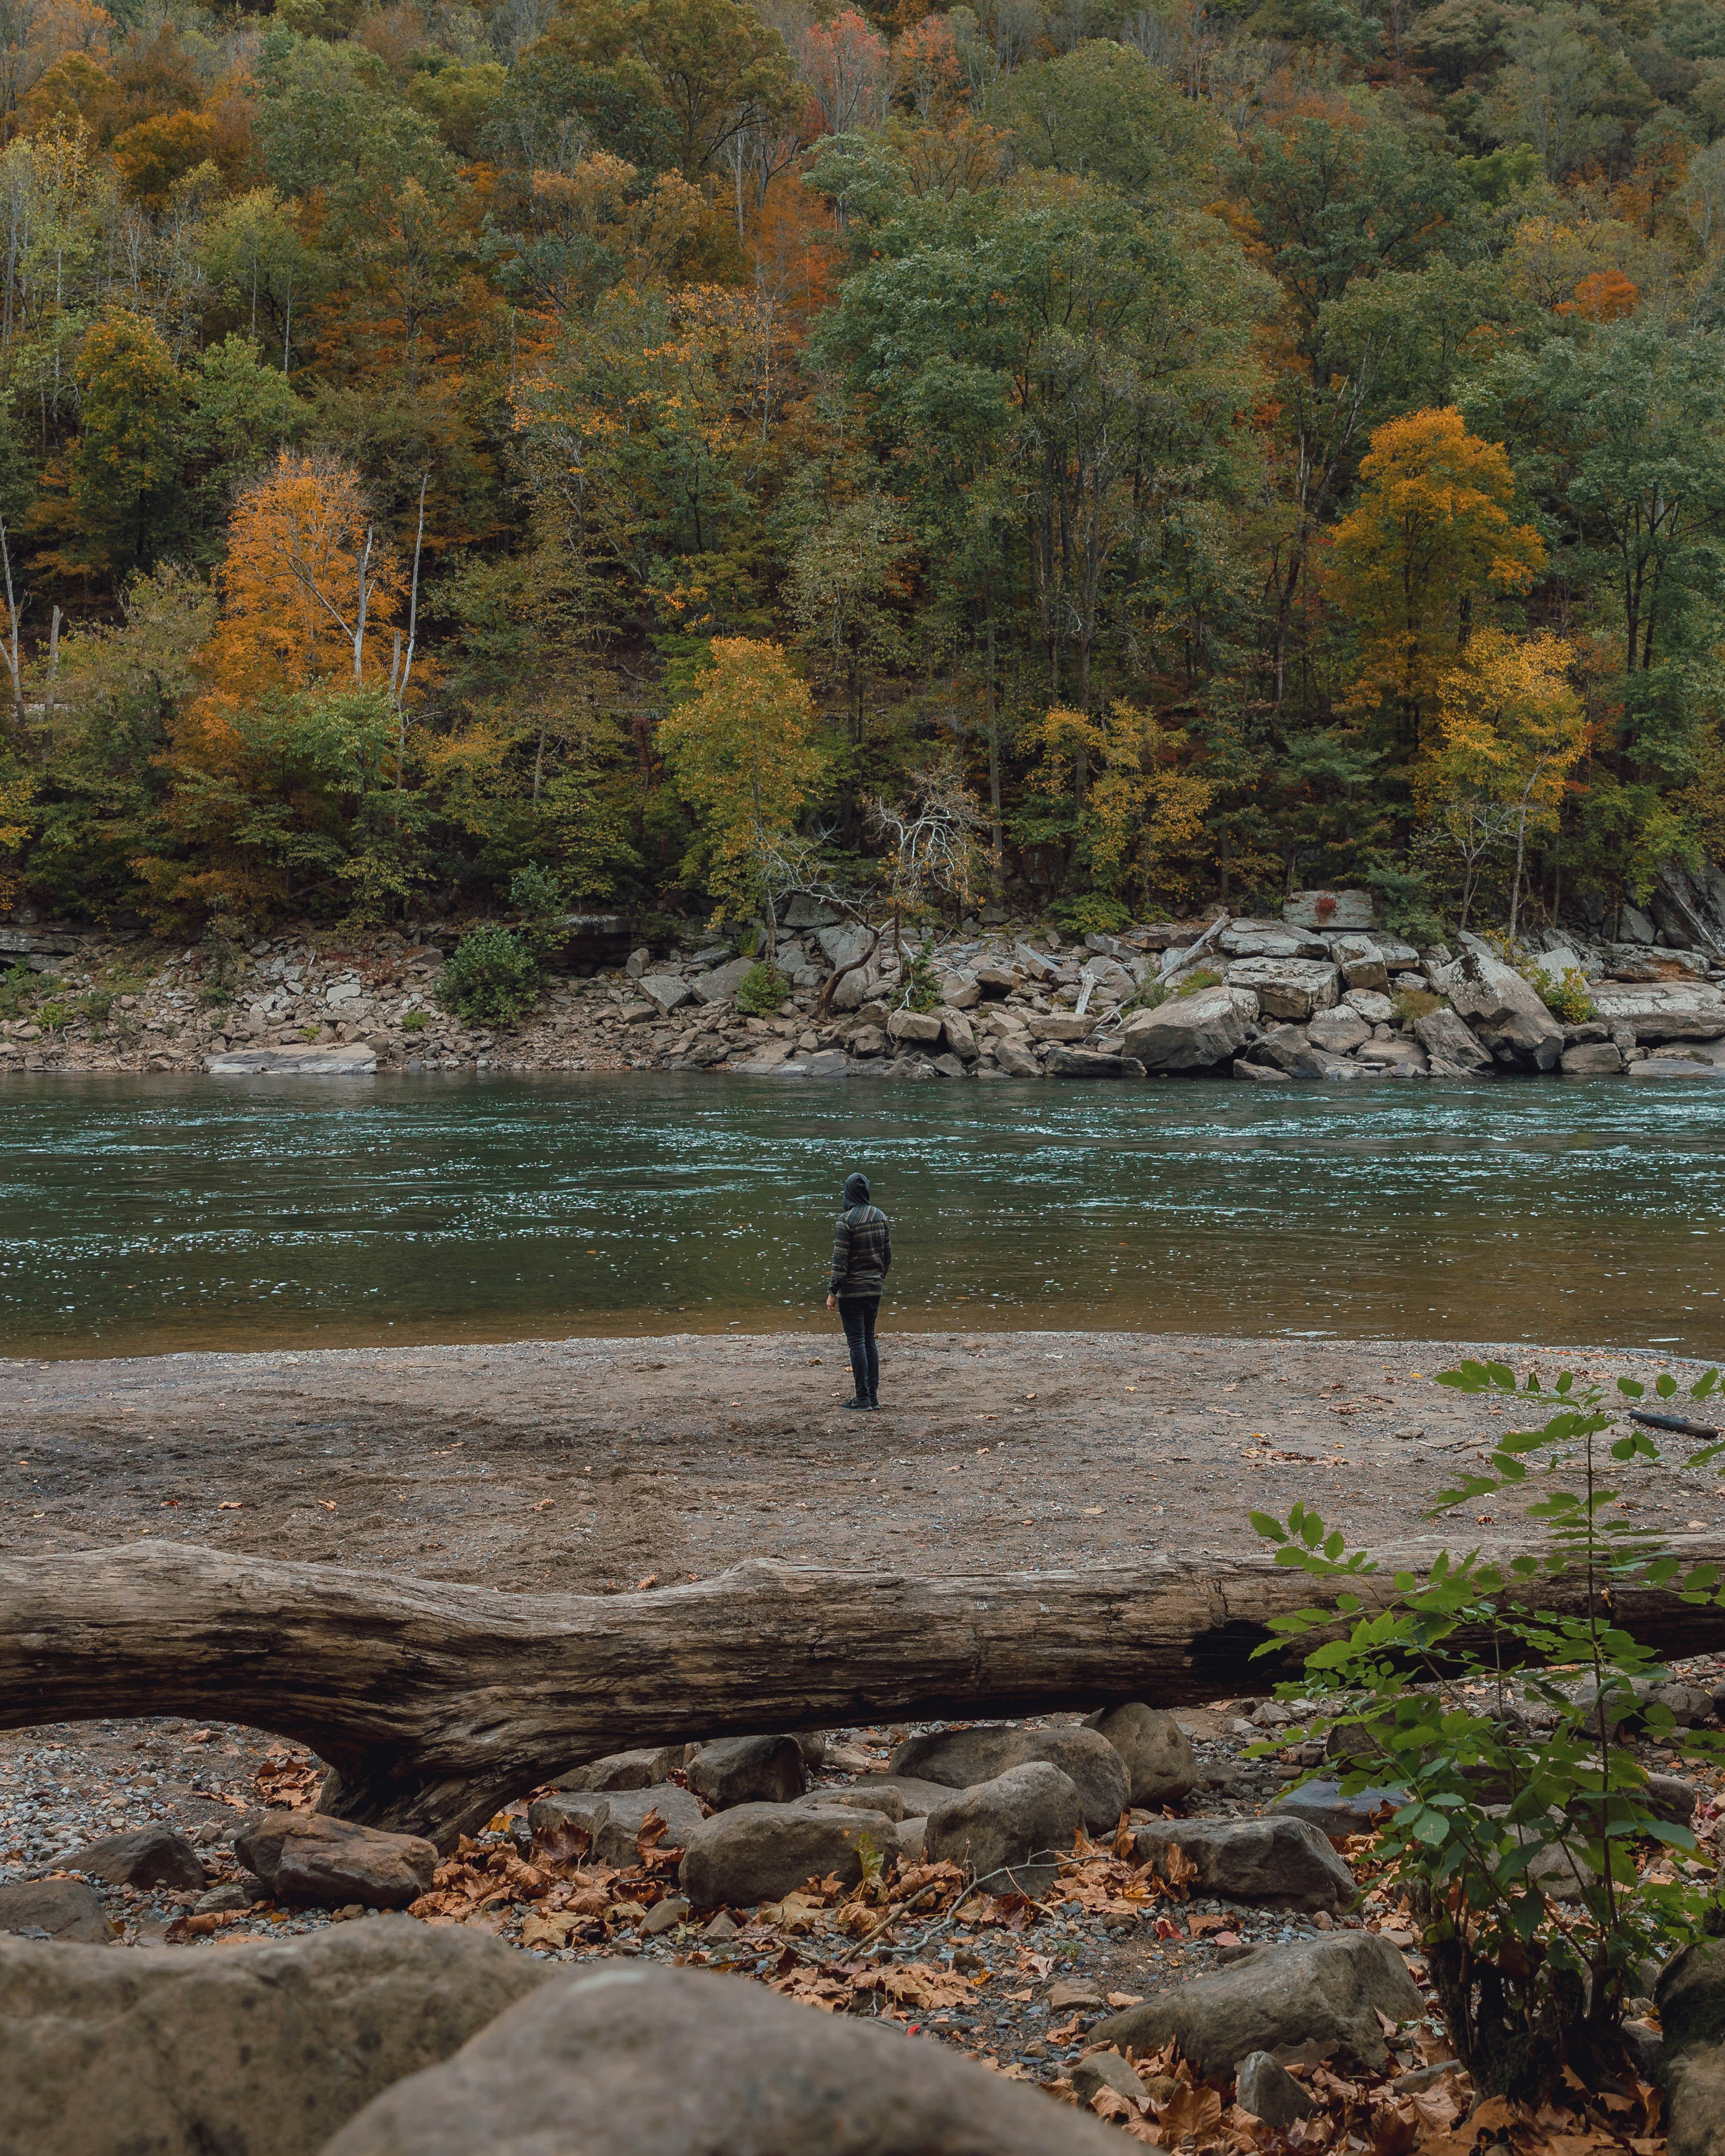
[3,1329,1714,1591]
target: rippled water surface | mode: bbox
[2,1072,1723,1358]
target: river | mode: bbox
[1,1072,1721,1360]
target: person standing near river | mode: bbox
[826,1171,891,1411]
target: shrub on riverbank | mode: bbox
[435,926,543,1030]
[734,963,791,1016]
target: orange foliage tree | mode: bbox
[1328,407,1545,749]
[206,450,405,697]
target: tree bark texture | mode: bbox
[5,1537,1725,1849]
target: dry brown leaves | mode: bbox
[254,1748,321,1810]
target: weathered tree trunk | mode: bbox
[5,1537,1725,1849]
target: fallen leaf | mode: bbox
[1154,2084,1223,2140]
[218,1501,243,1511]
[533,1499,554,1512]
[1107,1991,1144,2007]
[635,1573,658,1590]
[318,1499,336,1511]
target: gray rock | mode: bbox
[679,1802,898,1908]
[1344,989,1395,1024]
[1354,1036,1428,1072]
[992,1040,1041,1078]
[1237,2049,1317,2127]
[1219,924,1320,960]
[1122,984,1259,1072]
[529,1783,705,1869]
[233,1813,438,1910]
[206,1044,376,1076]
[554,1746,689,1794]
[690,956,754,1005]
[1449,952,1563,1070]
[637,973,693,1017]
[830,1775,960,1820]
[0,1878,116,1944]
[847,1024,887,1057]
[922,1763,1085,1893]
[887,1008,943,1045]
[324,1960,1121,2156]
[1283,890,1375,932]
[782,893,841,928]
[1224,958,1342,1021]
[195,1881,259,1914]
[1083,1704,1200,1807]
[1620,903,1659,944]
[803,1049,851,1078]
[640,1896,689,1938]
[888,1724,1130,1833]
[1591,982,1725,1042]
[1562,1040,1622,1074]
[1071,2050,1149,2107]
[1270,1781,1405,1841]
[1089,1932,1422,2079]
[687,1736,807,1810]
[61,1825,206,1891]
[1131,1816,1359,1913]
[0,1915,549,2156]
[937,1006,978,1059]
[1233,1059,1292,1081]
[1308,1008,1371,1055]
[1246,1022,1354,1080]
[1329,936,1390,992]
[1665,2046,1725,2156]
[1046,1047,1146,1079]
[1414,1008,1493,1072]
[797,1785,908,1822]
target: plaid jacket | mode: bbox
[829,1204,892,1298]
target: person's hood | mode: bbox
[843,1173,870,1205]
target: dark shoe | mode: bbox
[841,1397,872,1410]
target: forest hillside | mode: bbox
[0,0,1721,947]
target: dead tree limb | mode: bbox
[5,1537,1725,1849]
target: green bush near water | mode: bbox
[435,923,543,1030]
[735,962,791,1016]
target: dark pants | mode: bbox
[837,1296,880,1404]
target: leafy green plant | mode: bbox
[0,963,36,1019]
[1251,1357,1725,2103]
[1125,980,1169,1014]
[1392,986,1441,1023]
[1533,964,1596,1024]
[400,1008,429,1033]
[509,865,567,955]
[1176,966,1222,996]
[435,923,543,1029]
[734,961,791,1016]
[1046,893,1131,935]
[81,988,114,1025]
[898,946,941,1013]
[36,1000,68,1029]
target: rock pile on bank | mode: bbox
[3,888,1723,1081]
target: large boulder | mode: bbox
[1082,1704,1200,1807]
[1665,2047,1725,2156]
[530,1783,705,1868]
[921,1764,1084,1892]
[1591,982,1725,1043]
[937,1007,978,1059]
[61,1824,206,1891]
[1045,1048,1145,1079]
[887,1008,943,1046]
[324,1961,1121,2156]
[1660,1946,1725,2156]
[233,1813,438,1910]
[1245,1023,1354,1080]
[0,1916,549,2156]
[1271,1780,1406,1841]
[554,1746,689,1793]
[1121,985,1258,1073]
[679,1802,897,1908]
[1283,890,1375,932]
[1308,1007,1371,1055]
[1414,1008,1493,1072]
[832,1776,963,1819]
[887,1725,1130,1833]
[0,1878,116,1944]
[1224,958,1341,1021]
[1562,1040,1623,1074]
[687,1736,807,1810]
[690,956,754,1005]
[1089,1932,1422,2079]
[1328,936,1389,992]
[1448,952,1562,1070]
[637,973,693,1017]
[1131,1816,1358,1913]
[1219,922,1323,960]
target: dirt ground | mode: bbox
[3,1328,1719,1590]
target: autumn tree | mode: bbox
[207,450,404,696]
[657,636,822,950]
[1427,629,1587,937]
[1329,407,1545,751]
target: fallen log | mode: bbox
[5,1536,1725,1849]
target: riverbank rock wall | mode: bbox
[2,893,1723,1082]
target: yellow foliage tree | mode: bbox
[206,450,404,698]
[1427,628,1587,937]
[657,637,823,950]
[1022,702,1215,908]
[1329,407,1545,749]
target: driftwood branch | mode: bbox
[6,1538,1725,1849]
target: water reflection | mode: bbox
[0,1072,1720,1358]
